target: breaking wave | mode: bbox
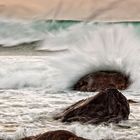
[40,23,140,91]
[1,22,140,91]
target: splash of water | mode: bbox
[1,23,140,90]
[41,23,140,91]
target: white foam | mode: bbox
[0,89,139,140]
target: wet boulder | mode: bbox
[55,88,130,124]
[21,130,86,140]
[73,71,130,92]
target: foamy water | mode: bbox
[0,21,140,140]
[0,82,140,140]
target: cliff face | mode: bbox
[0,0,140,21]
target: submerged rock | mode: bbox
[55,88,130,124]
[21,130,86,140]
[73,71,130,92]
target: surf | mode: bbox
[0,22,140,92]
[40,23,140,91]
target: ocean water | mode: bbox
[0,19,140,140]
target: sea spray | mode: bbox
[0,23,140,91]
[39,23,140,91]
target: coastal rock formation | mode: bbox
[73,71,130,92]
[55,88,130,124]
[21,130,86,140]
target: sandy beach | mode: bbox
[0,0,140,21]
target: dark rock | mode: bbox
[73,71,130,92]
[55,88,130,124]
[21,130,86,140]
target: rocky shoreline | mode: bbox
[16,71,134,140]
[19,88,131,140]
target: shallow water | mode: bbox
[0,56,139,140]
